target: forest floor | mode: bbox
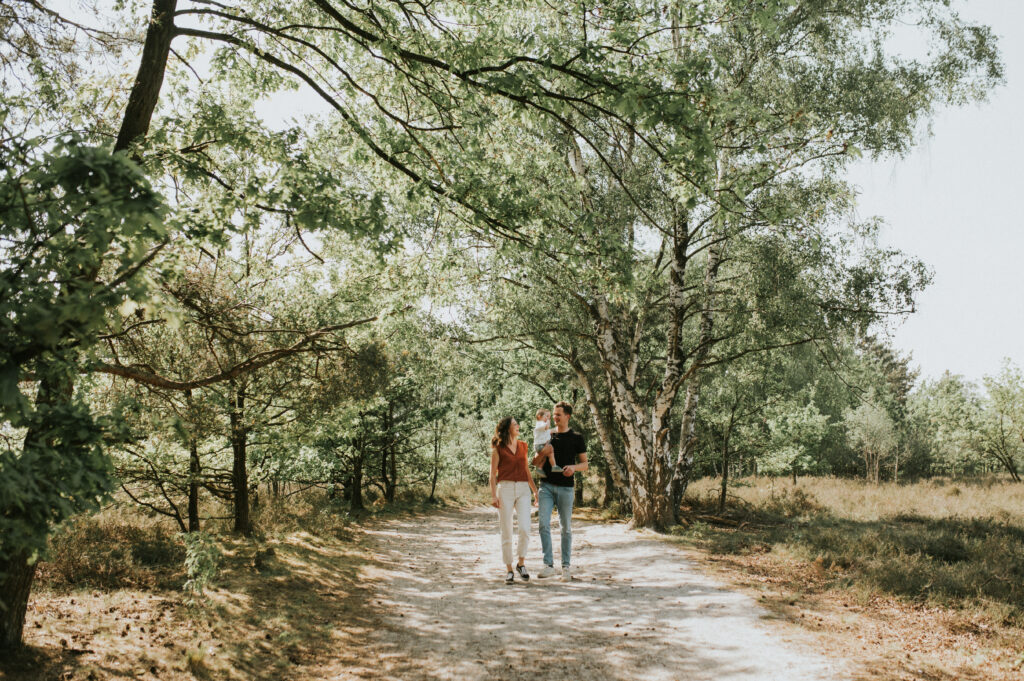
[4,493,1021,681]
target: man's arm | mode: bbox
[562,451,588,476]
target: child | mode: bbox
[533,408,562,475]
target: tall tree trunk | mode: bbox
[188,436,200,532]
[669,150,728,512]
[185,389,200,532]
[349,452,364,511]
[0,552,36,649]
[429,423,441,501]
[719,445,730,515]
[571,358,629,505]
[593,300,675,529]
[231,385,251,535]
[602,463,615,508]
[718,405,736,514]
[5,0,182,650]
[1,366,74,648]
[114,0,178,154]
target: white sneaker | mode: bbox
[561,567,572,582]
[538,565,556,578]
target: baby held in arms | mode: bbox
[533,408,562,476]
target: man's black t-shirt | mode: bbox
[542,428,586,487]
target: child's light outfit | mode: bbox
[533,420,551,452]
[533,420,561,474]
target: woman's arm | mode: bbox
[524,443,539,494]
[489,450,500,508]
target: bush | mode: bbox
[763,486,823,518]
[38,508,185,589]
[183,531,221,606]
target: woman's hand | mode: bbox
[532,495,539,508]
[492,496,501,509]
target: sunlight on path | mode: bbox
[333,507,844,681]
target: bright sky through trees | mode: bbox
[248,0,1022,385]
[849,0,1023,383]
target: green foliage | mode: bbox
[0,131,168,567]
[763,403,830,478]
[182,531,221,606]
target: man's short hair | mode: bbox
[554,401,573,416]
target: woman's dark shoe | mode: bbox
[516,565,530,581]
[505,570,515,584]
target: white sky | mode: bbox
[847,0,1023,382]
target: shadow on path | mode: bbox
[337,507,844,681]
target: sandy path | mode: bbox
[333,506,845,681]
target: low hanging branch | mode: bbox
[90,314,379,391]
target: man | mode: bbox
[532,401,588,581]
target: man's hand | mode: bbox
[561,465,575,477]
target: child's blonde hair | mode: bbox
[536,408,550,420]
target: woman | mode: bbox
[489,417,538,584]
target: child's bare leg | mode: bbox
[543,444,562,471]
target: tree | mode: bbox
[845,398,897,483]
[0,135,168,648]
[977,361,1024,482]
[449,0,1000,528]
[908,372,984,477]
[763,402,830,484]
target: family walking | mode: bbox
[488,401,588,584]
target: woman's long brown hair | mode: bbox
[491,416,515,456]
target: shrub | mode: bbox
[182,531,221,606]
[38,509,184,589]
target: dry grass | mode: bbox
[4,487,483,681]
[37,508,186,591]
[688,474,1024,522]
[671,475,1024,681]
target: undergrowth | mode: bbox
[35,483,486,593]
[677,477,1024,626]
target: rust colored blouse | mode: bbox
[496,440,531,482]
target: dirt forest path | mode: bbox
[329,506,846,681]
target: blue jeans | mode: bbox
[538,481,574,568]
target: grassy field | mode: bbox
[674,475,1024,680]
